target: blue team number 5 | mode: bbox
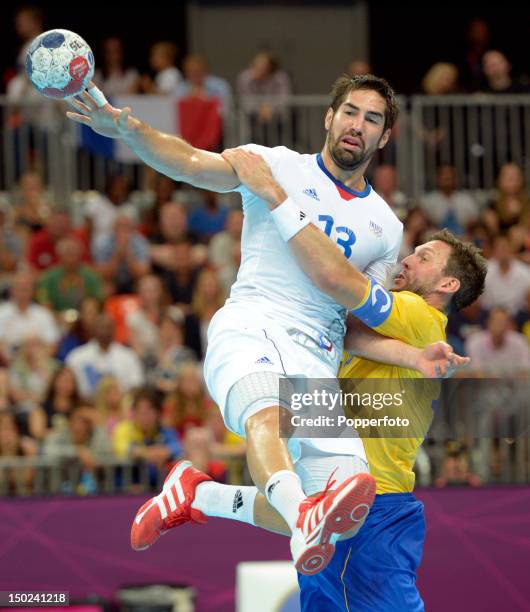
[318,215,356,258]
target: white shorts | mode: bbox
[204,302,366,462]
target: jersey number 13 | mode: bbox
[318,215,356,258]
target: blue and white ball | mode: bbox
[25,29,94,100]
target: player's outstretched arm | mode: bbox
[66,83,239,192]
[222,148,368,308]
[348,322,469,378]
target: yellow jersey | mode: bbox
[341,279,447,494]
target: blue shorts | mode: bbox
[298,493,426,612]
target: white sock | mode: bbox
[264,470,306,532]
[191,482,258,526]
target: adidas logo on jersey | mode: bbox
[256,356,273,365]
[303,188,320,201]
[232,489,244,513]
[300,211,306,221]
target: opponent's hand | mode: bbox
[221,148,287,206]
[65,81,133,139]
[416,341,470,378]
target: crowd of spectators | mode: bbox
[0,8,529,494]
[0,166,247,495]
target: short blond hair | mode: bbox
[422,63,458,95]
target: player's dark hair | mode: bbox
[329,74,399,132]
[429,228,488,314]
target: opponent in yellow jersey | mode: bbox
[343,284,448,494]
[213,149,488,611]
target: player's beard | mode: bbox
[327,129,379,172]
[394,272,438,298]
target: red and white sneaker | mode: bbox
[291,471,376,575]
[130,460,212,551]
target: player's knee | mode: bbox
[245,405,281,438]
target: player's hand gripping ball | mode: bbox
[25,29,94,99]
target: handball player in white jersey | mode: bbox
[67,74,406,574]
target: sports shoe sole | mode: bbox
[295,473,376,575]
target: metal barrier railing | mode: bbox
[0,455,249,497]
[427,374,530,485]
[410,94,530,198]
[1,402,528,497]
[1,93,529,210]
[0,456,148,497]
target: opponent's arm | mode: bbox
[347,319,468,378]
[66,84,239,192]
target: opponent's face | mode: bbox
[393,240,459,299]
[324,89,391,171]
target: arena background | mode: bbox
[1,1,529,611]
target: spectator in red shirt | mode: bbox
[27,211,89,273]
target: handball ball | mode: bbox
[25,29,94,100]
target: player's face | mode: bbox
[393,240,453,297]
[325,89,391,171]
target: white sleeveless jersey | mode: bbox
[227,144,403,347]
